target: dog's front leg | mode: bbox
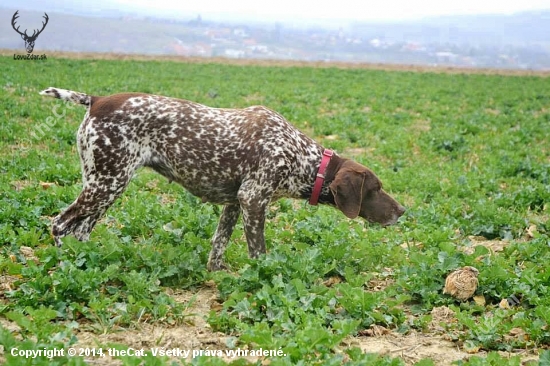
[237,180,273,259]
[207,204,241,271]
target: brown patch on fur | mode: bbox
[90,93,146,120]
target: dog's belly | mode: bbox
[179,177,241,204]
[145,154,241,204]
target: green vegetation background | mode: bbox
[0,57,549,365]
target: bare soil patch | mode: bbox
[464,236,510,254]
[71,286,241,365]
[351,330,475,365]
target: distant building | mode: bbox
[225,49,245,58]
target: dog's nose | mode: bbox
[397,205,406,217]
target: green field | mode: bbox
[0,56,549,365]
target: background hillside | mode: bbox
[1,7,549,69]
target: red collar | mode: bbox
[309,149,334,205]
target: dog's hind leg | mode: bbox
[52,169,138,246]
[52,122,143,246]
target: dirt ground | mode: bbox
[0,241,542,365]
[69,282,539,365]
[0,286,540,365]
[74,293,470,366]
[2,49,550,77]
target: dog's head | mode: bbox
[329,160,405,226]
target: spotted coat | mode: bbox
[40,87,405,271]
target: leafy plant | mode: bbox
[1,56,548,365]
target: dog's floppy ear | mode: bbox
[329,165,366,219]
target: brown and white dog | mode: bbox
[40,87,405,270]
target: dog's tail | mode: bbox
[39,87,91,106]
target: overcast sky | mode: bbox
[111,0,550,21]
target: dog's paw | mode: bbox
[53,236,63,247]
[207,259,228,272]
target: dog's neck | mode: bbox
[304,153,345,206]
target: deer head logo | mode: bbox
[12,11,49,54]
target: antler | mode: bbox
[11,11,49,39]
[11,10,26,37]
[32,13,49,39]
